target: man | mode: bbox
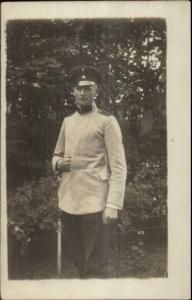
[52,65,127,278]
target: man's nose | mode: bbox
[80,89,85,95]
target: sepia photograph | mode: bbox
[1,2,190,300]
[6,17,167,280]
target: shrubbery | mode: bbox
[8,162,167,256]
[8,175,58,255]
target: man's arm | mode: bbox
[104,115,127,210]
[52,119,71,176]
[52,120,65,174]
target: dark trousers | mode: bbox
[61,211,118,278]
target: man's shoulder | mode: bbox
[97,109,113,118]
[96,109,118,125]
[65,111,77,119]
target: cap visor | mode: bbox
[77,80,96,86]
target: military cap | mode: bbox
[69,65,101,87]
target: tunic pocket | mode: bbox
[58,172,71,189]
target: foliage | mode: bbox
[119,161,167,232]
[6,19,167,261]
[6,19,166,181]
[8,176,59,255]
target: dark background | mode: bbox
[6,19,167,279]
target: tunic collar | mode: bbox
[76,102,97,115]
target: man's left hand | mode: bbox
[102,207,118,225]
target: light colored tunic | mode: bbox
[52,105,127,215]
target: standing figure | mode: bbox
[52,65,127,278]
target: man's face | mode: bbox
[73,83,98,107]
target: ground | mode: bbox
[9,237,167,279]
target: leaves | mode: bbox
[8,176,59,255]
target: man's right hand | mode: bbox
[56,157,71,172]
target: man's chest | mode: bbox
[64,113,105,155]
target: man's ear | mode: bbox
[93,84,98,96]
[96,85,100,97]
[71,88,75,96]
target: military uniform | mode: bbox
[52,66,127,278]
[53,104,127,214]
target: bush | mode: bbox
[8,176,59,255]
[118,160,167,244]
[8,169,167,257]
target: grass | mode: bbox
[9,241,167,279]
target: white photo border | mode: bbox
[1,1,191,299]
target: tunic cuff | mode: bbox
[52,156,63,173]
[106,203,122,210]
